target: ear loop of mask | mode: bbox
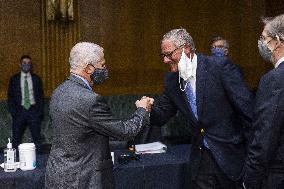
[179,48,191,92]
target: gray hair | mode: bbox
[262,14,284,41]
[162,28,195,51]
[69,42,104,71]
[211,36,229,49]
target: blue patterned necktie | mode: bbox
[185,82,210,148]
[185,82,198,119]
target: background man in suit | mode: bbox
[243,14,284,189]
[45,42,153,189]
[150,29,253,189]
[210,36,244,78]
[7,55,44,151]
[210,36,229,57]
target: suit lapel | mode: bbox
[31,74,36,89]
[196,54,207,119]
[16,73,21,90]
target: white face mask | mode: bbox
[178,48,194,81]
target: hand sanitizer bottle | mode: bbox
[4,138,17,172]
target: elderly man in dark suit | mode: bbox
[45,42,153,189]
[243,14,284,189]
[7,55,44,151]
[150,29,254,189]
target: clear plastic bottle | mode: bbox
[4,138,17,172]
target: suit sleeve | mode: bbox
[89,95,149,140]
[150,92,178,127]
[7,76,17,117]
[243,73,283,188]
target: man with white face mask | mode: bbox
[243,14,284,189]
[151,29,254,189]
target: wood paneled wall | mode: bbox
[80,0,267,95]
[0,0,272,100]
[0,0,42,99]
[41,0,80,96]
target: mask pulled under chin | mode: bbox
[178,49,194,91]
[178,49,195,81]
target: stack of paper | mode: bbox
[135,142,167,154]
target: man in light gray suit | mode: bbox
[45,42,153,189]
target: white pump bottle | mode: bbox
[4,138,17,172]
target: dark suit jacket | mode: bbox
[7,72,44,118]
[150,54,253,181]
[243,62,284,188]
[45,75,149,189]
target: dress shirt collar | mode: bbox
[71,73,92,90]
[275,56,284,68]
[21,71,31,78]
[191,53,197,77]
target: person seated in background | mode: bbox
[7,55,44,152]
[210,36,229,57]
[45,42,153,189]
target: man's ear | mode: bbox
[85,64,94,74]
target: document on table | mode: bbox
[135,142,167,154]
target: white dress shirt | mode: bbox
[274,56,284,68]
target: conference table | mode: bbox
[0,144,191,189]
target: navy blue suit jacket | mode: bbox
[151,54,254,181]
[243,62,284,188]
[7,72,44,119]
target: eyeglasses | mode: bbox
[160,44,184,59]
[259,35,274,43]
[212,45,225,49]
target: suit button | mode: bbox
[201,128,204,133]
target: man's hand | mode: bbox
[135,96,154,112]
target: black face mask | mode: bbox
[91,68,109,85]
